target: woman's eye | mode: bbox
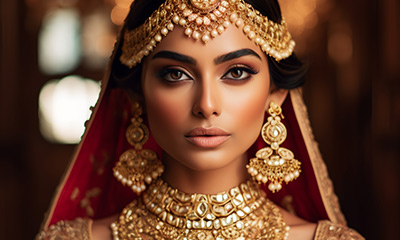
[223,67,256,81]
[159,68,191,82]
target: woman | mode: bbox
[37,0,364,239]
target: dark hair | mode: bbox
[110,0,306,91]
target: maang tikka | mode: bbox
[113,102,164,194]
[120,0,295,68]
[247,102,301,192]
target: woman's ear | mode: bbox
[265,87,288,110]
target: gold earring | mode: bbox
[113,102,164,194]
[247,102,301,192]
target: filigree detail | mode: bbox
[111,179,290,239]
[120,0,295,68]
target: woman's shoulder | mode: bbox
[91,215,117,240]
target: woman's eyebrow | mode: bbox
[214,48,262,64]
[151,51,197,65]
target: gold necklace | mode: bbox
[111,179,289,239]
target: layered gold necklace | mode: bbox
[111,179,289,239]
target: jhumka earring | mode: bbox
[113,102,164,194]
[247,102,301,192]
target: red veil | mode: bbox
[39,35,347,233]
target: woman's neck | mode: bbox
[161,152,250,194]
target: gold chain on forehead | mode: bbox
[120,0,295,68]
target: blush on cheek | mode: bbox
[144,92,188,139]
[230,89,269,143]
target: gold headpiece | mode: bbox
[120,0,295,68]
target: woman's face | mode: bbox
[142,24,271,172]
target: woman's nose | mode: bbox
[192,79,221,119]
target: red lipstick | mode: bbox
[185,127,230,148]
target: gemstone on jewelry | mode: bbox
[196,16,203,25]
[167,23,174,31]
[262,176,268,183]
[217,25,224,33]
[173,15,180,24]
[284,175,291,183]
[161,27,169,36]
[192,31,201,39]
[243,25,251,33]
[179,18,187,26]
[268,183,276,192]
[213,219,221,229]
[213,9,222,17]
[237,210,245,218]
[206,213,215,220]
[235,18,244,27]
[218,6,226,13]
[202,34,210,43]
[225,203,233,212]
[146,44,153,51]
[183,8,192,16]
[215,194,224,202]
[221,1,229,8]
[248,31,256,39]
[209,13,217,21]
[233,194,244,206]
[256,174,263,182]
[154,34,162,42]
[193,220,200,228]
[206,220,213,228]
[203,16,211,25]
[188,13,197,22]
[179,3,186,10]
[184,27,193,37]
[230,13,238,22]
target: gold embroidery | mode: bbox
[290,88,347,225]
[70,187,80,201]
[35,218,91,240]
[90,152,111,176]
[314,220,365,240]
[80,188,102,217]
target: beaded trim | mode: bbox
[120,0,295,68]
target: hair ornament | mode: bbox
[120,0,296,68]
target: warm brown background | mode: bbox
[1,0,399,239]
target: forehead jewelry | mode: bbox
[120,0,295,68]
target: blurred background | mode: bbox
[0,0,399,239]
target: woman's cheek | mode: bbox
[145,88,189,133]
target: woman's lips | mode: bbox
[185,127,231,148]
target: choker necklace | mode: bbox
[111,179,289,239]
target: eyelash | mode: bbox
[158,65,258,83]
[158,68,192,82]
[222,65,258,81]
